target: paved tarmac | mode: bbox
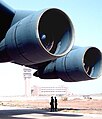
[0,106,102,119]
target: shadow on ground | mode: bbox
[0,108,83,119]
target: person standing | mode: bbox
[50,96,54,112]
[55,97,58,111]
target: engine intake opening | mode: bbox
[38,8,74,56]
[84,47,102,78]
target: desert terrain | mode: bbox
[0,97,102,114]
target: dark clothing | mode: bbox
[55,97,58,111]
[50,97,54,112]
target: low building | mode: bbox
[31,85,69,97]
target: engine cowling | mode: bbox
[0,8,74,65]
[34,47,102,82]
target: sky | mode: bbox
[0,0,102,96]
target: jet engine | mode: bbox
[34,47,102,82]
[0,0,102,82]
[0,8,74,65]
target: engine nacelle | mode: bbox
[0,8,74,65]
[34,47,102,82]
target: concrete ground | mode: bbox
[0,106,102,119]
